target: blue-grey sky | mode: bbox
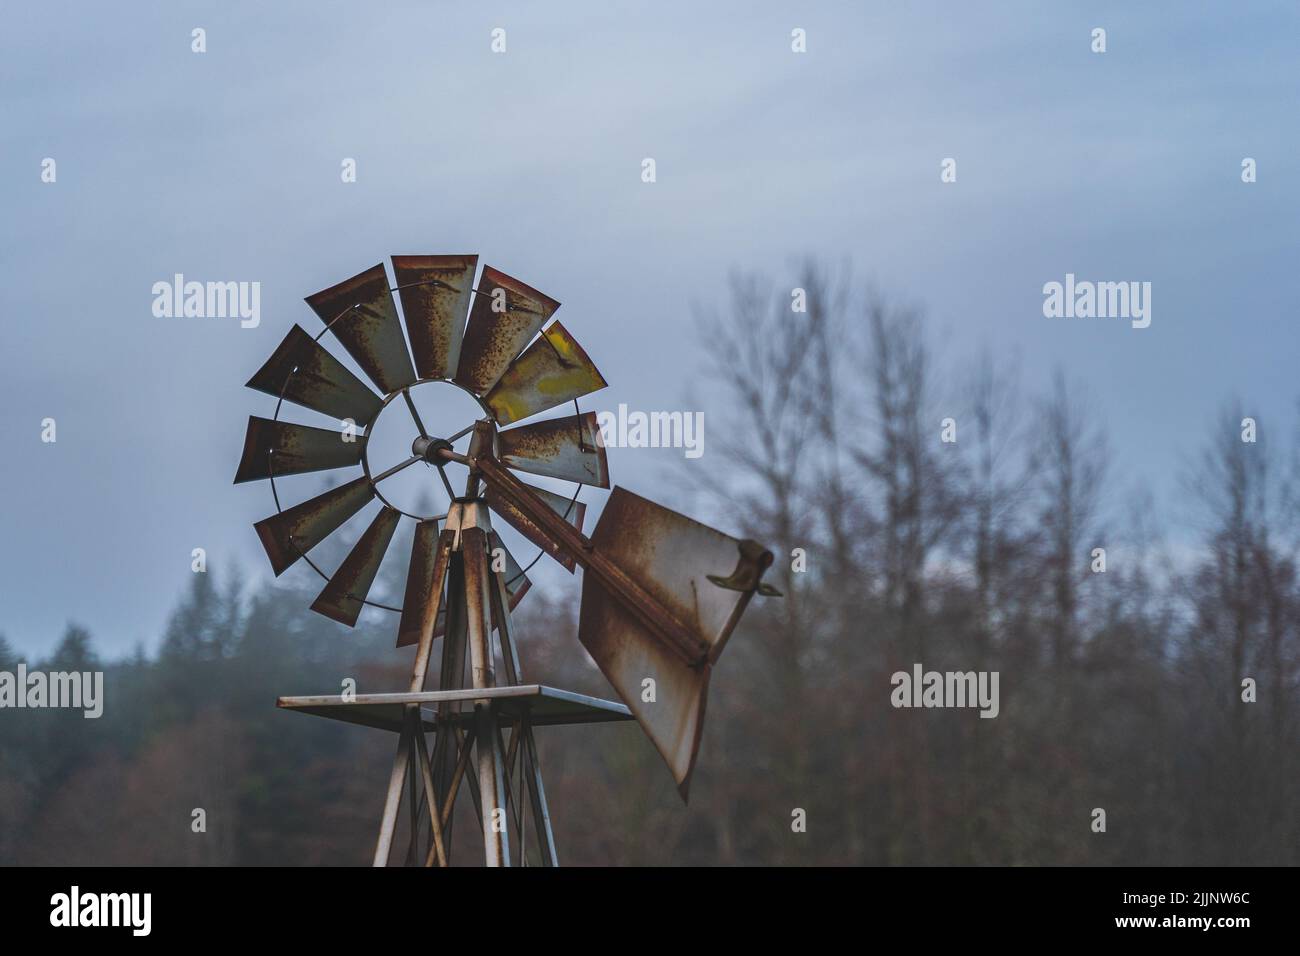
[2,2,1297,657]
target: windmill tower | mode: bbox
[235,256,778,865]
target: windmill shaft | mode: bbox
[465,449,710,668]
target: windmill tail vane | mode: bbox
[234,254,778,865]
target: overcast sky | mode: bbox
[3,2,1297,657]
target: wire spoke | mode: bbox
[402,389,430,438]
[435,464,457,500]
[446,421,478,444]
[373,455,421,483]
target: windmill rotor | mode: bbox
[235,255,777,865]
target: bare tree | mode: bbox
[1030,369,1109,667]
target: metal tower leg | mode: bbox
[373,717,413,866]
[463,525,511,867]
[487,551,558,866]
[372,498,558,868]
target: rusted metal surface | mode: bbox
[462,527,497,692]
[245,324,382,426]
[305,263,417,395]
[310,506,401,626]
[395,520,441,647]
[392,254,477,380]
[475,455,707,666]
[234,416,365,484]
[484,478,586,573]
[395,526,529,649]
[498,411,610,488]
[707,538,781,596]
[470,447,770,797]
[397,521,447,651]
[454,266,559,396]
[443,419,773,801]
[577,487,771,797]
[484,321,608,426]
[464,525,510,866]
[253,477,375,576]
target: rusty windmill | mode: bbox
[234,256,778,866]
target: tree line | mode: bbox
[0,261,1294,864]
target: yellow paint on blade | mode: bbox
[487,323,607,425]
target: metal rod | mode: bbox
[464,526,510,866]
[496,723,525,841]
[435,447,471,466]
[413,718,449,868]
[488,559,557,865]
[372,719,412,866]
[428,555,468,860]
[456,726,485,829]
[402,388,429,439]
[446,437,710,668]
[446,421,478,444]
[521,713,557,865]
[423,722,480,867]
[372,455,421,484]
[443,728,475,829]
[435,464,457,500]
[489,565,524,685]
[474,704,510,866]
[512,723,522,863]
[404,718,421,865]
[463,528,498,691]
[408,532,455,693]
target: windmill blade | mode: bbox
[306,264,417,394]
[498,411,610,488]
[245,325,383,427]
[233,416,366,484]
[392,255,477,380]
[397,519,446,649]
[487,530,532,628]
[396,528,530,647]
[454,266,559,396]
[485,480,586,573]
[577,487,768,799]
[484,321,607,426]
[253,477,375,576]
[310,506,402,626]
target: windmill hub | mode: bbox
[412,435,455,463]
[360,378,489,517]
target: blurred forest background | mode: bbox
[1,263,1296,865]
